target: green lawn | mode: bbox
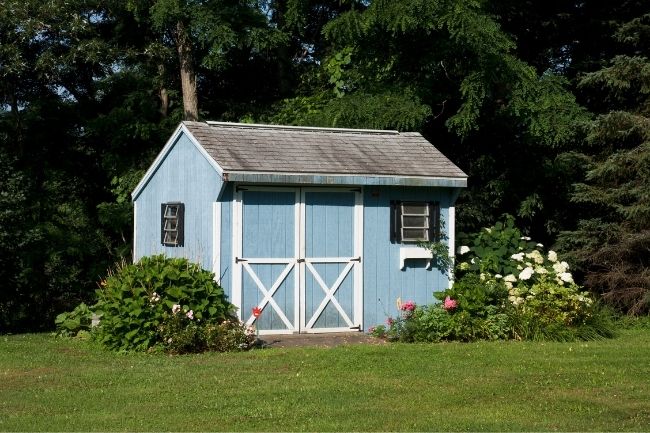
[1,331,649,431]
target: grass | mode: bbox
[1,331,649,431]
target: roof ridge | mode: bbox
[202,121,401,135]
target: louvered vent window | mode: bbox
[390,201,440,243]
[161,203,184,247]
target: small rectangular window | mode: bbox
[390,201,440,243]
[161,202,184,247]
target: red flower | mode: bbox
[252,306,262,318]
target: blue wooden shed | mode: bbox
[132,121,467,334]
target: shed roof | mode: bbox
[185,121,466,181]
[132,121,467,200]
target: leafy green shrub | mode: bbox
[456,216,537,277]
[94,255,235,351]
[54,302,94,337]
[158,316,255,354]
[436,273,508,318]
[204,319,256,352]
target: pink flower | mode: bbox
[386,317,395,326]
[443,296,458,311]
[186,310,194,320]
[171,304,181,314]
[368,326,376,334]
[400,301,416,312]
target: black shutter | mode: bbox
[177,203,185,247]
[161,203,166,245]
[390,200,402,243]
[428,202,440,242]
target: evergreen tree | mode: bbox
[558,12,650,314]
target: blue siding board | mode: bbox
[362,186,452,329]
[134,133,221,271]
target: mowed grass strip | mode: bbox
[1,330,649,431]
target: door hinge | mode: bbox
[235,257,248,263]
[349,324,361,331]
[350,256,361,262]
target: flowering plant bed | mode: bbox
[372,217,615,342]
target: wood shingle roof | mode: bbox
[183,121,467,181]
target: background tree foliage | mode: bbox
[1,0,649,331]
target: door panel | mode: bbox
[302,190,359,332]
[240,190,297,332]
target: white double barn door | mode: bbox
[232,187,363,334]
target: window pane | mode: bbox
[165,205,178,217]
[402,228,429,241]
[164,231,178,244]
[401,203,428,215]
[402,215,428,228]
[164,219,177,230]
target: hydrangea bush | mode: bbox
[56,255,257,353]
[371,217,615,342]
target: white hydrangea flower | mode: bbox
[519,267,534,281]
[534,267,548,274]
[520,236,532,241]
[494,274,503,279]
[485,227,492,233]
[171,304,181,314]
[480,273,486,281]
[505,281,513,289]
[547,250,558,263]
[458,245,470,255]
[536,243,544,248]
[526,250,544,264]
[553,261,569,274]
[511,252,525,262]
[559,272,574,283]
[509,296,525,306]
[504,274,517,283]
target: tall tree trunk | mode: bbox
[157,64,169,117]
[175,20,198,121]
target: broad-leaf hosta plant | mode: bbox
[373,218,615,342]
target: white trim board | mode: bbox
[212,201,221,284]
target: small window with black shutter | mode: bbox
[161,202,184,247]
[390,201,440,243]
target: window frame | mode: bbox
[390,200,440,243]
[161,202,185,247]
